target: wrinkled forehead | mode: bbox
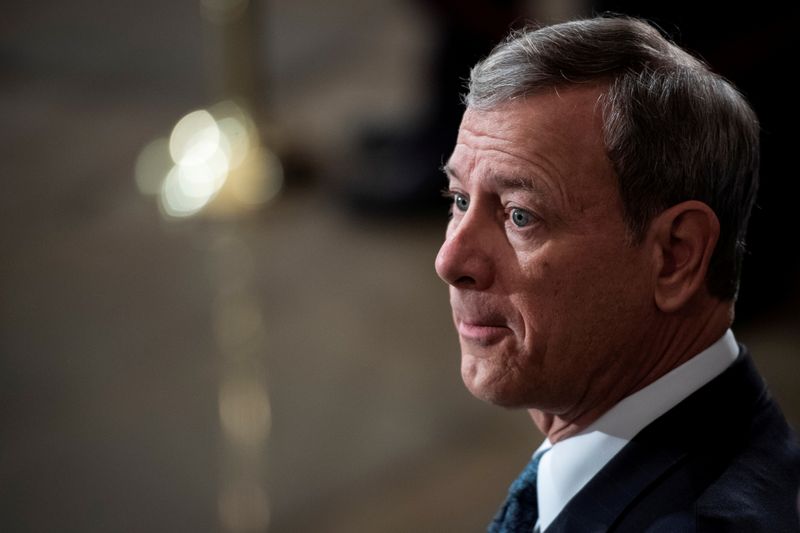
[450,86,611,178]
[446,85,621,218]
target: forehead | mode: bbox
[447,86,617,208]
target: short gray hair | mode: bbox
[467,16,759,301]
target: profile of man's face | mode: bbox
[435,85,657,414]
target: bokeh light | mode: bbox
[135,101,283,220]
[169,109,221,166]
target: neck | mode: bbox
[529,298,733,443]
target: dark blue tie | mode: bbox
[488,449,547,533]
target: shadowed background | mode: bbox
[1,1,798,531]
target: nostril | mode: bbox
[454,275,476,287]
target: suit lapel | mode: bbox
[543,431,690,531]
[544,348,765,532]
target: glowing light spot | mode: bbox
[134,137,171,196]
[169,109,221,166]
[160,166,200,217]
[179,149,229,197]
[159,109,234,218]
[160,164,219,218]
[219,378,271,446]
[137,101,282,220]
[218,480,269,532]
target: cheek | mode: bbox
[510,244,647,344]
[509,255,569,324]
[557,250,652,346]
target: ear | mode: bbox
[649,201,720,313]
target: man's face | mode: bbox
[435,86,655,413]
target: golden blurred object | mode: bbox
[134,100,283,220]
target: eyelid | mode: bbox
[503,200,536,215]
[441,185,467,196]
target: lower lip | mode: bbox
[457,322,511,345]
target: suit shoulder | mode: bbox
[694,429,800,533]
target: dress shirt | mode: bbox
[535,329,739,531]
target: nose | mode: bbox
[435,211,495,290]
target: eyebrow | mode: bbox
[494,175,544,195]
[442,164,550,199]
[441,163,457,182]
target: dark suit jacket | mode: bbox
[544,346,800,532]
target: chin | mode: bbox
[461,355,535,408]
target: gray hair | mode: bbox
[467,16,759,301]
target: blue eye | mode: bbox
[454,193,469,212]
[510,208,533,227]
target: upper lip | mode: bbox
[451,293,510,329]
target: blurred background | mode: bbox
[1,1,798,531]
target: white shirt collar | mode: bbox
[535,329,739,531]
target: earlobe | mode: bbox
[651,201,720,313]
